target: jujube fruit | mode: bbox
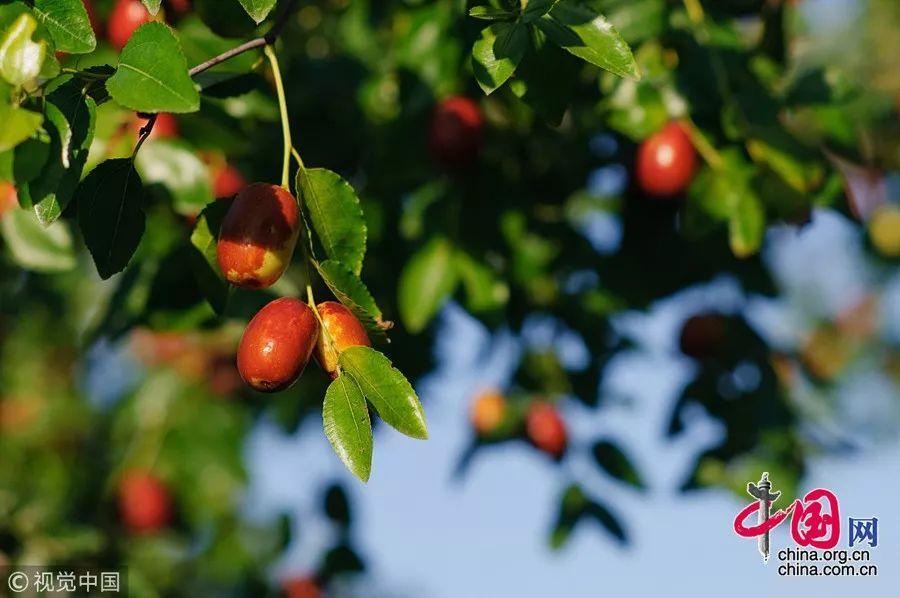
[679,312,727,359]
[118,470,172,533]
[217,183,300,289]
[237,298,319,393]
[282,577,321,598]
[470,390,507,436]
[525,401,567,457]
[428,96,483,170]
[108,0,154,50]
[312,301,371,379]
[635,121,698,198]
[212,162,247,198]
[0,182,17,219]
[131,112,179,143]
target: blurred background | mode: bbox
[1,0,898,596]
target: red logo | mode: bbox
[733,472,841,562]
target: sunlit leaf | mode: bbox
[339,346,428,440]
[323,374,373,482]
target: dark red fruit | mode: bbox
[237,298,319,392]
[525,401,567,457]
[212,162,246,198]
[635,121,698,198]
[217,183,300,289]
[118,470,172,533]
[108,0,153,50]
[428,96,483,170]
[679,312,727,359]
[312,301,371,379]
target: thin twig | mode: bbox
[140,0,298,140]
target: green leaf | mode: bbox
[314,259,391,338]
[0,205,76,272]
[398,236,457,333]
[135,139,213,214]
[0,12,47,86]
[32,0,96,54]
[298,167,366,275]
[729,192,765,258]
[27,79,97,225]
[468,6,516,21]
[238,0,277,24]
[454,250,509,313]
[76,158,146,279]
[591,440,645,490]
[0,103,42,152]
[323,374,373,482]
[106,22,200,114]
[338,346,428,440]
[189,198,231,314]
[472,21,527,95]
[536,0,638,79]
[141,0,163,15]
[522,0,560,23]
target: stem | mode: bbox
[132,113,157,157]
[290,146,305,171]
[265,45,292,190]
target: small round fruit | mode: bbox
[0,182,17,219]
[679,312,727,359]
[283,577,321,598]
[868,204,900,258]
[212,162,246,198]
[470,390,507,436]
[312,301,371,379]
[428,96,483,170]
[636,121,698,198]
[118,470,172,533]
[237,298,319,392]
[217,183,300,289]
[108,0,153,50]
[132,113,178,143]
[525,401,567,457]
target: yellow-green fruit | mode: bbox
[868,205,900,257]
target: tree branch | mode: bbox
[190,0,298,77]
[136,0,299,146]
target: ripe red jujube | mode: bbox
[217,183,300,289]
[428,96,483,170]
[237,298,319,392]
[525,401,567,457]
[313,301,371,379]
[118,469,172,533]
[635,121,698,198]
[108,0,153,50]
[212,162,246,198]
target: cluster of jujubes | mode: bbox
[469,390,568,459]
[216,184,370,393]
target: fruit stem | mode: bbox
[264,45,292,190]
